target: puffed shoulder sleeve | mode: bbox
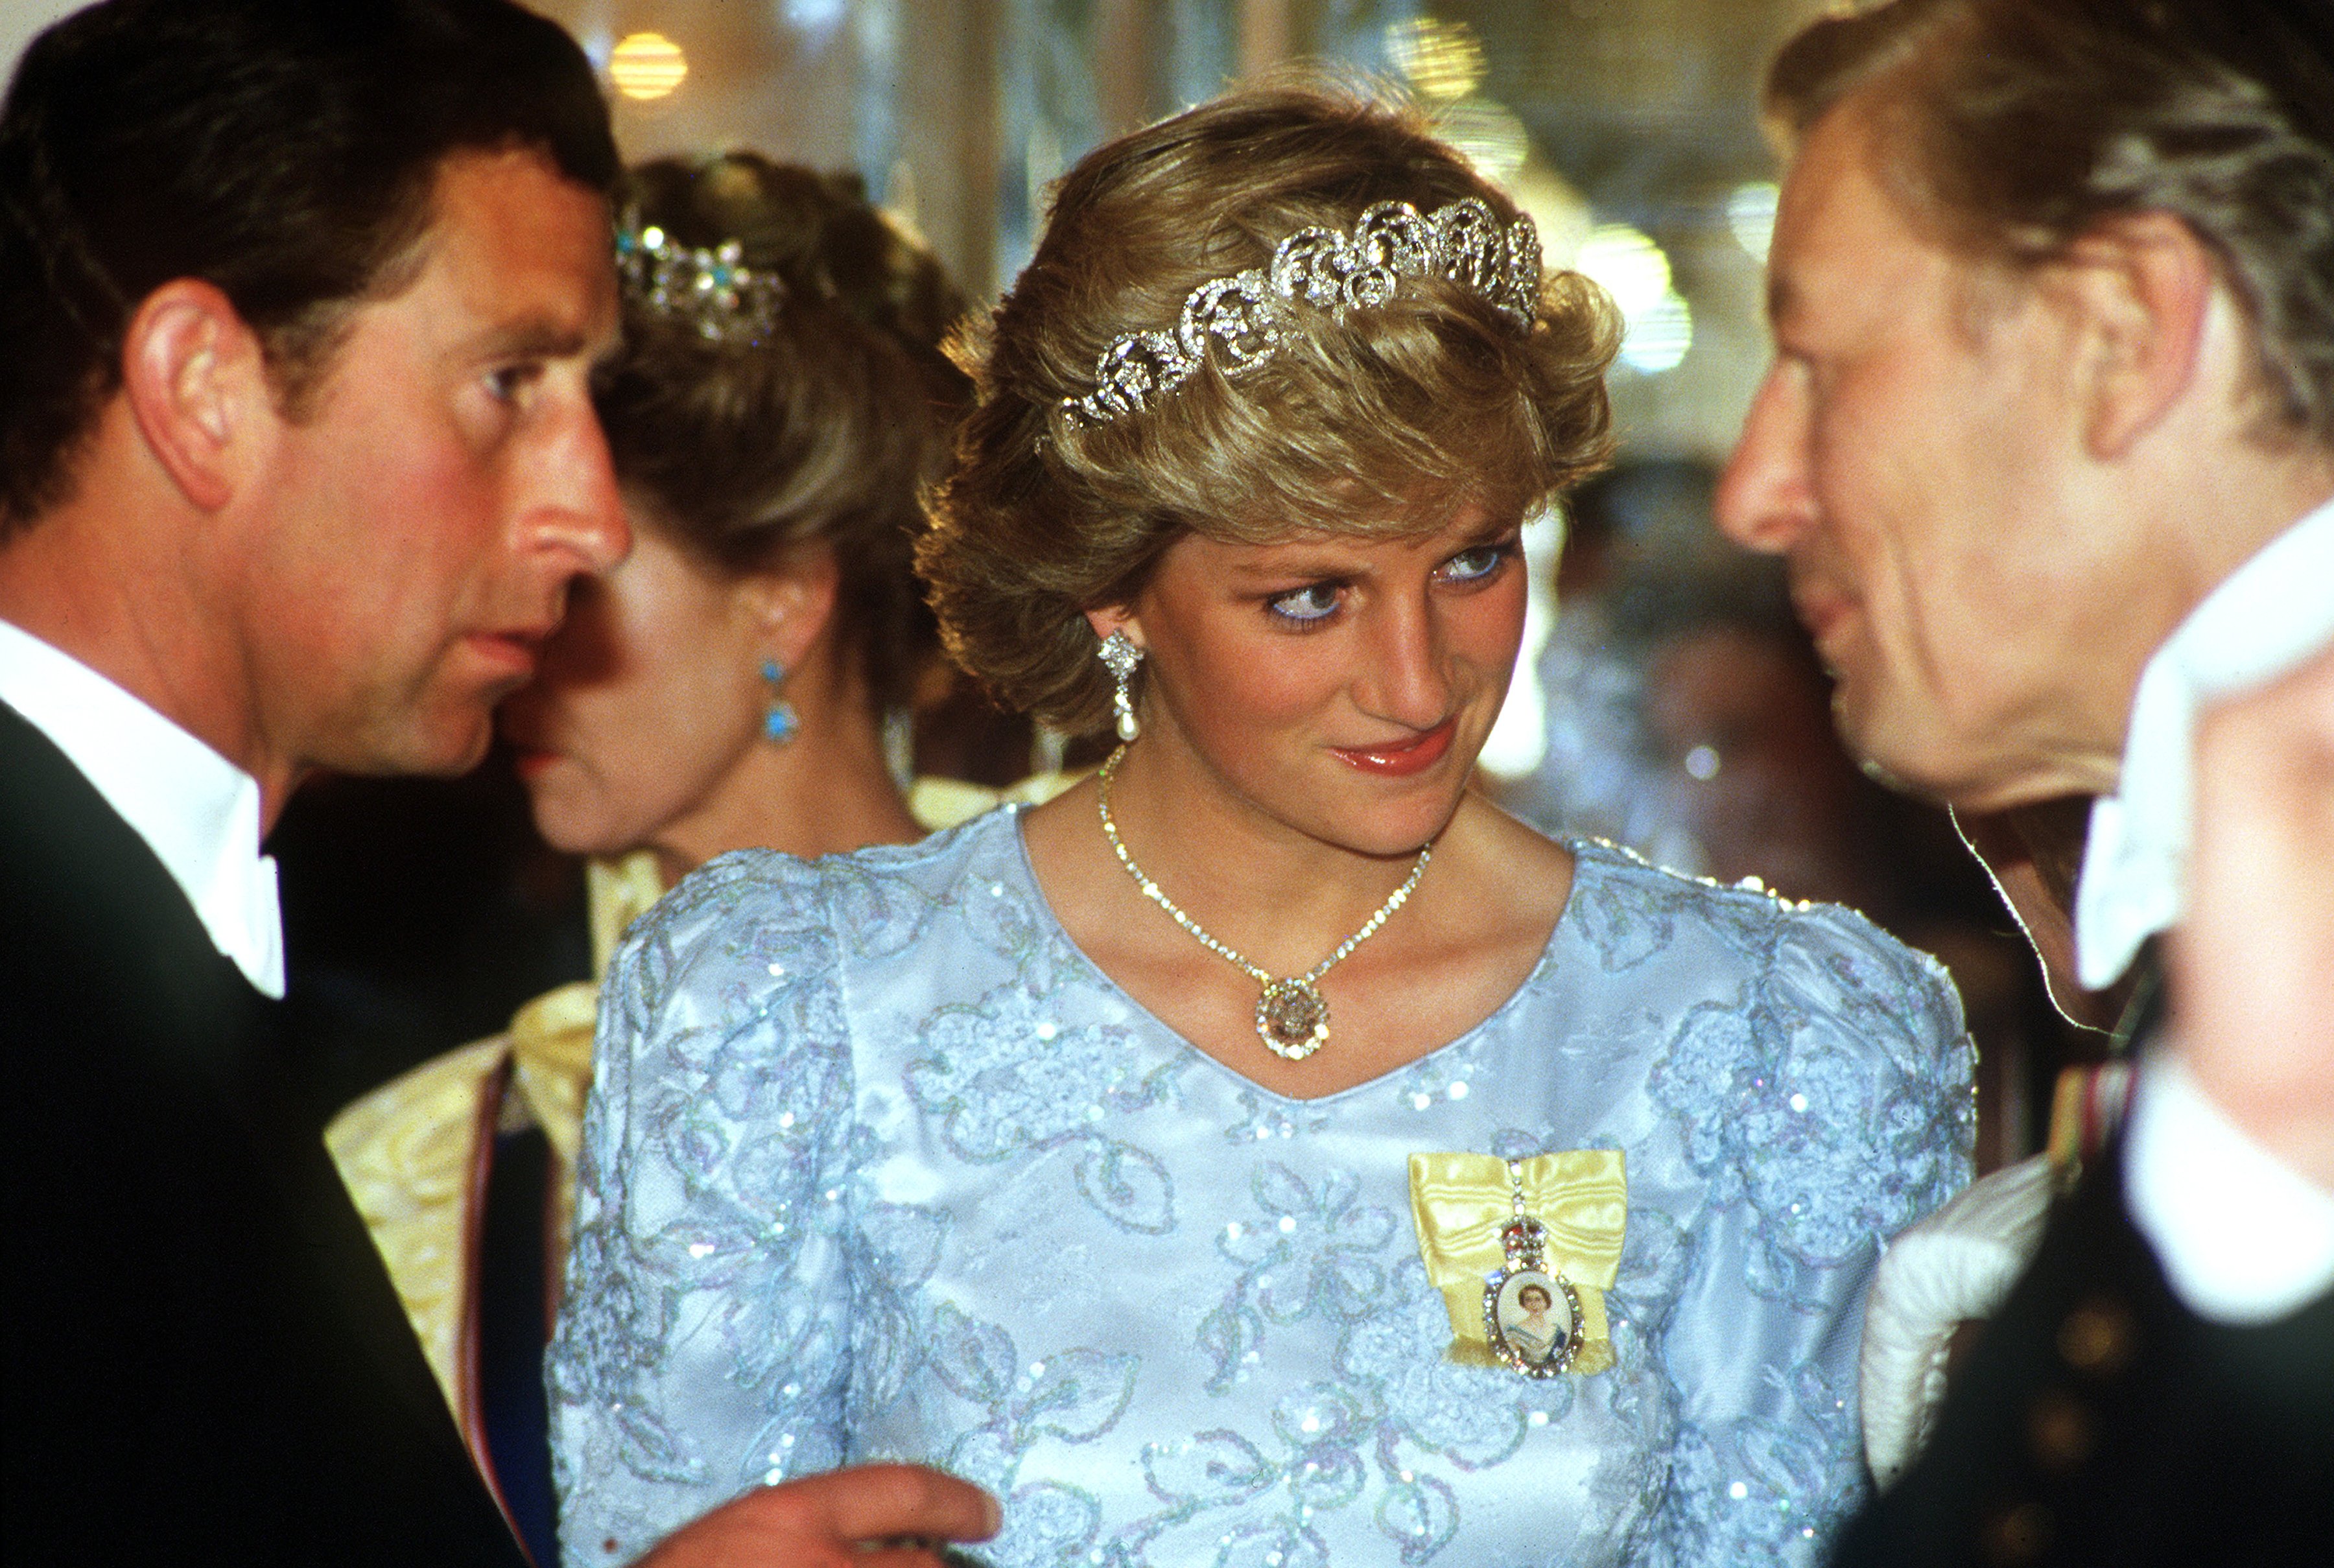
[548,850,861,1565]
[1642,899,1974,1567]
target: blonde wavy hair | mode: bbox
[918,82,1618,734]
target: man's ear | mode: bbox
[742,547,842,672]
[2059,211,2215,459]
[119,279,269,511]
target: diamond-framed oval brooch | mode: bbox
[1482,1214,1583,1377]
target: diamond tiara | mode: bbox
[615,220,785,346]
[1062,196,1541,428]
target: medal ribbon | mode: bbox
[1408,1151,1627,1374]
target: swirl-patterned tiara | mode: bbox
[615,219,784,346]
[1063,196,1541,428]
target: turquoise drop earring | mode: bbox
[760,659,800,744]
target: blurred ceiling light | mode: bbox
[1575,224,1669,319]
[1620,289,1693,373]
[1575,222,1693,374]
[1386,16,1487,102]
[1436,98,1529,189]
[783,0,849,33]
[1728,181,1778,264]
[609,32,688,100]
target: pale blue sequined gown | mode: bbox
[550,810,1972,1567]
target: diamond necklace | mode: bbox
[1095,743,1433,1061]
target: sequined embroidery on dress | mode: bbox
[550,815,1975,1567]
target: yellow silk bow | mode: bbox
[323,984,601,1427]
[324,850,659,1429]
[1408,1150,1627,1374]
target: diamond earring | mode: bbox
[760,658,800,745]
[1097,631,1144,743]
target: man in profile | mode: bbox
[1717,1,2332,1561]
[0,3,993,1562]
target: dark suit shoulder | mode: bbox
[1832,1142,2334,1567]
[1,702,527,1565]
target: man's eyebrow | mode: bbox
[460,315,596,363]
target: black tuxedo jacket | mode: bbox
[1832,996,2334,1567]
[1,701,527,1565]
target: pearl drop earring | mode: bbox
[1097,631,1144,743]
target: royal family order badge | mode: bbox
[1408,1149,1625,1376]
[1482,1194,1584,1377]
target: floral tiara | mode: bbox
[1063,196,1542,428]
[615,217,785,346]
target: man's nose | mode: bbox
[527,400,630,577]
[1715,361,1814,555]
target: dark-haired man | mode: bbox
[0,3,994,1562]
[1716,1,2332,1562]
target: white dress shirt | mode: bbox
[0,617,285,998]
[2071,495,2334,1322]
[2075,499,2334,989]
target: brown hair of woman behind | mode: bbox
[596,152,971,716]
[919,81,1619,736]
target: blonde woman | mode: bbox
[552,87,1973,1567]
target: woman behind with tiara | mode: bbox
[552,85,1974,1567]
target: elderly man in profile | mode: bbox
[0,2,994,1563]
[1716,0,2332,1562]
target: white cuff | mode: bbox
[1859,1155,2056,1487]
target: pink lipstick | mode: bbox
[1331,718,1457,777]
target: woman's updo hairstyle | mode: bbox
[921,82,1618,735]
[596,152,969,714]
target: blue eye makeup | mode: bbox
[1266,581,1344,627]
[1437,536,1521,585]
[1257,532,1519,631]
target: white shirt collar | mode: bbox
[0,618,285,998]
[2125,1049,2334,1323]
[2073,495,2334,990]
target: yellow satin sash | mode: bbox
[324,850,661,1428]
[1408,1150,1627,1374]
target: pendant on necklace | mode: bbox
[1256,977,1331,1060]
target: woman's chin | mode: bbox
[1309,784,1468,860]
[523,791,631,862]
